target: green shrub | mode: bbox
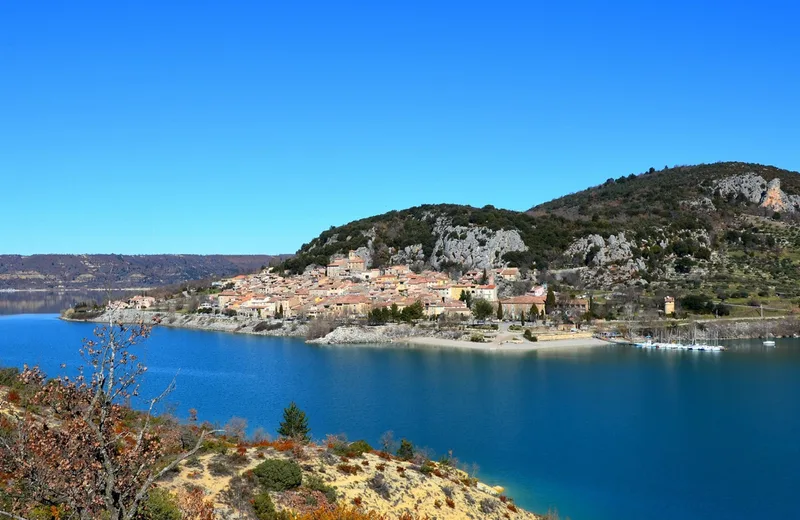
[208,457,233,476]
[304,474,337,504]
[253,459,302,491]
[419,460,435,475]
[201,438,229,455]
[0,367,20,387]
[253,491,276,520]
[469,333,484,343]
[138,488,180,520]
[332,439,373,458]
[523,329,537,342]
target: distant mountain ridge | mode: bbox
[0,254,290,290]
[278,162,800,295]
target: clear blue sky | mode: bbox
[1,1,798,255]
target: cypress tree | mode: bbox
[545,288,556,315]
[277,402,310,442]
[496,301,503,320]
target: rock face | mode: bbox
[562,229,714,289]
[562,233,647,287]
[390,244,427,266]
[565,233,636,266]
[348,217,527,270]
[761,178,791,212]
[429,219,527,270]
[713,173,800,212]
[713,173,767,204]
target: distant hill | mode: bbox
[278,162,800,296]
[0,254,290,290]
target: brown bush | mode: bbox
[337,464,362,475]
[306,318,337,340]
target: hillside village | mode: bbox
[112,250,590,323]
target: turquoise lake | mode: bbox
[1,313,798,520]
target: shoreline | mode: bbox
[59,308,800,350]
[62,308,614,351]
[395,335,611,351]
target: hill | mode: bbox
[0,254,289,290]
[278,162,800,297]
[277,204,605,276]
[528,162,800,225]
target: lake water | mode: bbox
[0,290,134,315]
[0,313,798,520]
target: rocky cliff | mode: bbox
[712,173,800,212]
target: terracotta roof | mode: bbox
[500,295,546,304]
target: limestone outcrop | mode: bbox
[712,173,800,212]
[428,219,527,270]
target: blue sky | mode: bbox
[1,1,798,254]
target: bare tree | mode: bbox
[0,319,216,520]
[224,417,249,441]
[380,430,397,454]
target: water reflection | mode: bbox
[0,290,135,315]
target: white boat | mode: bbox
[763,340,776,347]
[634,341,725,352]
[634,325,726,352]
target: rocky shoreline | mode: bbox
[64,308,310,338]
[65,309,800,347]
[66,309,470,345]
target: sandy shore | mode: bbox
[395,335,611,352]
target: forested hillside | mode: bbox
[278,162,800,296]
[277,204,607,275]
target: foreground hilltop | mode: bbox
[0,377,542,520]
[278,162,800,296]
[0,254,289,290]
[161,437,540,520]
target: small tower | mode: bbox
[664,296,675,315]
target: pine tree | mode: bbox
[277,402,310,442]
[396,439,414,461]
[496,301,504,320]
[472,298,494,321]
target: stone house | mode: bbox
[499,295,546,319]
